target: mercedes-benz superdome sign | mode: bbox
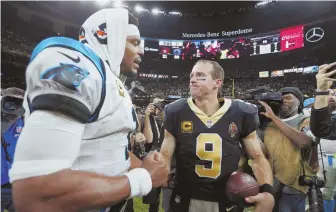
[140,17,335,61]
[181,28,253,38]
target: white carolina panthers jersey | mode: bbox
[23,37,136,176]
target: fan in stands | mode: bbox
[226,172,260,207]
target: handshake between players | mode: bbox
[141,151,169,188]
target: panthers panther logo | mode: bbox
[40,63,89,91]
[93,23,107,45]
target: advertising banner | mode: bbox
[280,25,304,52]
[259,71,269,78]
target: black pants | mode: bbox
[108,200,128,212]
[124,199,134,212]
[143,187,162,212]
[169,188,244,212]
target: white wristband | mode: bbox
[124,168,152,198]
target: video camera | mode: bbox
[128,81,146,99]
[243,86,283,129]
[299,175,325,212]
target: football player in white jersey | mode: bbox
[9,8,168,212]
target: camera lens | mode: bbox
[2,96,24,114]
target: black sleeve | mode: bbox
[310,107,336,140]
[150,116,159,148]
[163,105,177,137]
[241,104,259,138]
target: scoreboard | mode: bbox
[158,40,184,59]
[141,23,324,60]
[158,40,183,47]
[250,34,280,56]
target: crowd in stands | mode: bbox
[139,74,316,99]
[0,2,330,102]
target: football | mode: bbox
[226,172,260,207]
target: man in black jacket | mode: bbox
[310,62,336,140]
[142,98,165,212]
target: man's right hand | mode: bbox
[142,151,168,188]
[316,62,336,91]
[145,104,155,116]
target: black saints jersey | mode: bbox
[164,98,258,201]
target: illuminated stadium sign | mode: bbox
[280,25,304,52]
[144,47,159,52]
[181,28,253,38]
[141,18,335,61]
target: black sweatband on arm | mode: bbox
[260,183,276,198]
[313,91,330,96]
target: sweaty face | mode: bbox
[279,93,299,118]
[189,63,221,99]
[120,35,143,77]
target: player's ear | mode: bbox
[216,79,223,88]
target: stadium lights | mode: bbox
[135,5,148,13]
[256,0,275,7]
[168,11,181,16]
[152,8,165,15]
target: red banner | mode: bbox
[280,25,304,52]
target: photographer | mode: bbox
[1,87,25,212]
[310,63,336,139]
[128,105,146,162]
[260,87,317,212]
[143,98,165,151]
[142,98,165,212]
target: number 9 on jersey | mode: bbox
[195,133,222,179]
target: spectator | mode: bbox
[1,87,25,212]
[142,97,165,212]
[310,63,336,139]
[260,87,317,212]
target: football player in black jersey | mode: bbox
[160,60,275,212]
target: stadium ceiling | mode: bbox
[17,1,267,24]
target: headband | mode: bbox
[127,24,140,37]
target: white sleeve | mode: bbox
[24,46,103,123]
[9,110,84,182]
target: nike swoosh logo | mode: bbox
[58,51,80,63]
[226,206,236,211]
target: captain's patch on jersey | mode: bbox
[40,63,89,91]
[181,121,193,133]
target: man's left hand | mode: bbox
[245,192,275,212]
[259,101,276,120]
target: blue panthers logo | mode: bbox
[40,63,89,91]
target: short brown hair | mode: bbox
[195,60,224,81]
